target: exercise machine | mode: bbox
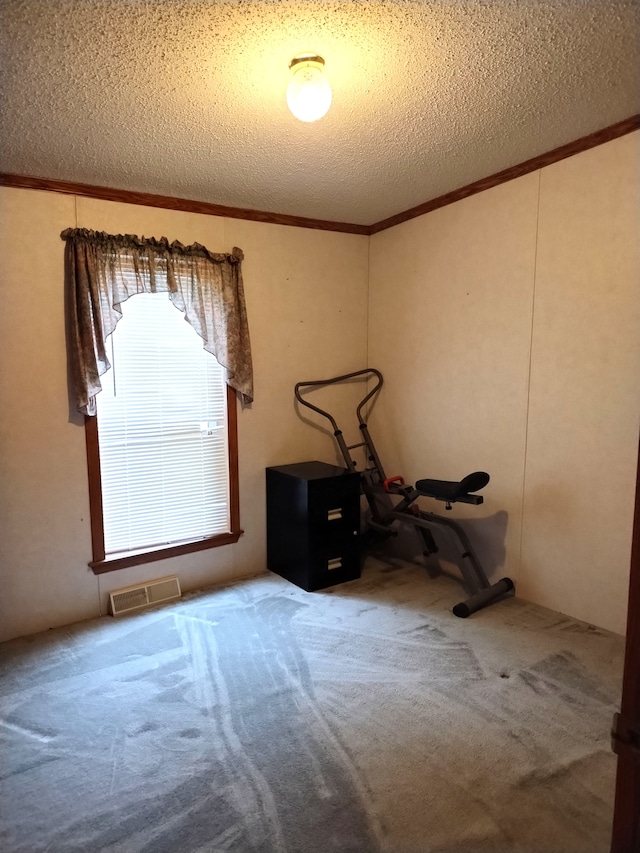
[294,368,514,617]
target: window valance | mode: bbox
[61,228,253,415]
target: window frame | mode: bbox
[85,384,242,575]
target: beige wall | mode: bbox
[520,135,640,631]
[0,188,369,641]
[1,131,638,641]
[368,131,640,634]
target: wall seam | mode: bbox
[517,170,542,582]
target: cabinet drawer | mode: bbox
[308,502,360,546]
[308,473,360,504]
[307,543,361,591]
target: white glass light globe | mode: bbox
[286,58,332,123]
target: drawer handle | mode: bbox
[327,557,343,571]
[327,508,343,521]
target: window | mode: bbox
[60,229,252,576]
[86,292,241,573]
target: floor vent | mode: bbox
[109,575,182,616]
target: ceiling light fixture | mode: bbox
[286,54,332,123]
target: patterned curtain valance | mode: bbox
[61,228,253,415]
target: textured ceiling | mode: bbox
[1,0,639,226]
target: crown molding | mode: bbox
[368,114,640,234]
[0,173,369,236]
[2,114,638,235]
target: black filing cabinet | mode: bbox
[266,461,361,591]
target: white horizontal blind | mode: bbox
[96,292,230,555]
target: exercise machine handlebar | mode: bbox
[294,368,384,431]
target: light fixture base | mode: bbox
[289,54,325,72]
[286,53,331,122]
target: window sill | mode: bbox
[89,530,243,574]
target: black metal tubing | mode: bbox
[453,578,515,618]
[294,369,384,432]
[388,504,489,590]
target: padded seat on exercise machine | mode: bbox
[415,471,490,504]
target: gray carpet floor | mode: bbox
[0,559,625,852]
